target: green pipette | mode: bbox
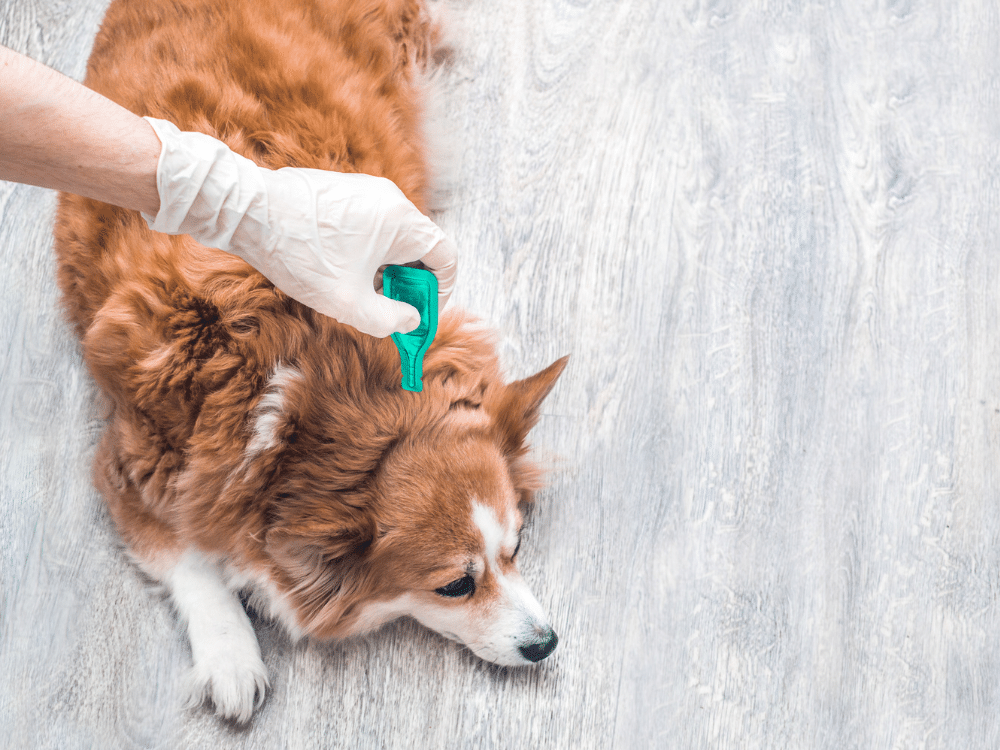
[383,265,438,392]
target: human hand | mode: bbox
[141,118,457,337]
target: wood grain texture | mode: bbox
[3,0,1000,747]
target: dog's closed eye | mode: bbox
[435,575,475,598]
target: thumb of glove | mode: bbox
[351,293,421,338]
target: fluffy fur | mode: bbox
[54,0,566,722]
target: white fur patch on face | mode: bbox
[472,501,518,564]
[473,503,502,563]
[246,363,300,457]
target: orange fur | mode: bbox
[54,0,566,643]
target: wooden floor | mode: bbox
[4,0,1000,747]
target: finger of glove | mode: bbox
[419,234,458,309]
[339,177,456,305]
[349,294,421,338]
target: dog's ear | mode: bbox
[489,356,568,458]
[265,497,376,610]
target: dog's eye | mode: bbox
[435,575,475,598]
[512,537,522,560]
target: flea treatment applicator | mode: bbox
[383,265,438,392]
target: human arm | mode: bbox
[0,45,161,214]
[0,46,457,336]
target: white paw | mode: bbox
[163,549,271,722]
[184,635,269,723]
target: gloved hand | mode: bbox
[140,117,457,338]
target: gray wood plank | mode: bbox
[3,0,1000,748]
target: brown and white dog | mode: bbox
[54,0,566,722]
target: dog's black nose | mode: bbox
[519,628,558,663]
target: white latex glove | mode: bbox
[140,117,457,337]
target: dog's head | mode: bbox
[258,327,567,666]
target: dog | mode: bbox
[54,0,566,722]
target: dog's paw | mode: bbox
[184,638,269,723]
